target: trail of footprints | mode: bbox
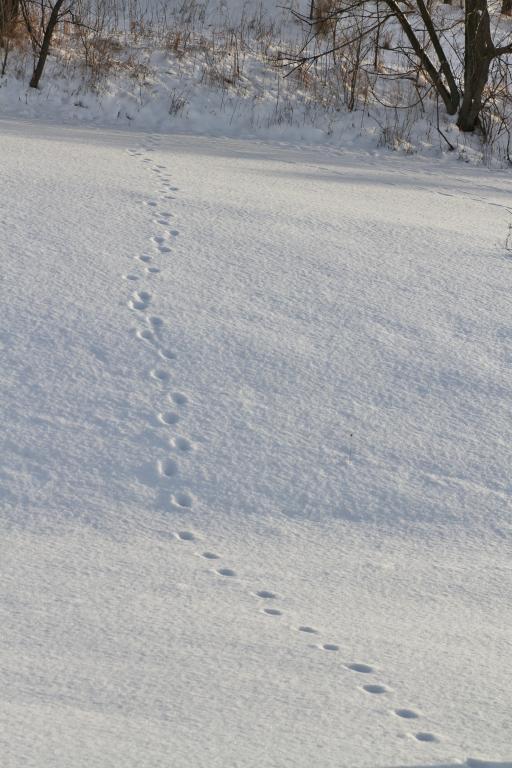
[126,136,194,522]
[125,138,438,750]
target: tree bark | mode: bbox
[456,0,493,131]
[29,0,65,88]
[501,0,512,15]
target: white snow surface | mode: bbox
[1,116,512,767]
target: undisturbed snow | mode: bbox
[1,116,512,767]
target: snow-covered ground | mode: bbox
[1,115,512,767]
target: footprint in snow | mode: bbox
[216,568,236,578]
[255,590,277,599]
[171,491,193,509]
[136,329,155,343]
[138,254,152,263]
[146,266,161,274]
[171,436,192,452]
[159,349,177,361]
[201,551,220,560]
[322,644,339,652]
[176,530,195,541]
[298,626,319,634]
[346,663,374,674]
[158,411,180,425]
[150,369,170,384]
[170,392,188,406]
[129,291,151,310]
[144,200,158,207]
[362,684,388,695]
[158,458,178,477]
[394,709,419,719]
[263,608,283,616]
[124,273,139,281]
[414,732,439,742]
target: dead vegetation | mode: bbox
[0,0,511,163]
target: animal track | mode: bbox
[159,349,177,361]
[362,684,388,695]
[129,291,151,310]
[171,491,193,508]
[171,436,192,452]
[347,663,374,674]
[414,732,438,743]
[158,411,180,425]
[158,458,178,477]
[136,329,154,342]
[170,392,188,406]
[128,157,434,747]
[176,531,195,541]
[150,369,170,383]
[394,709,419,719]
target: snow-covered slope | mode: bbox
[1,116,511,767]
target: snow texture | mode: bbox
[1,115,511,767]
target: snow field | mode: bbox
[1,117,512,766]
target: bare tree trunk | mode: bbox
[383,0,460,114]
[456,0,492,130]
[501,0,512,15]
[29,0,65,88]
